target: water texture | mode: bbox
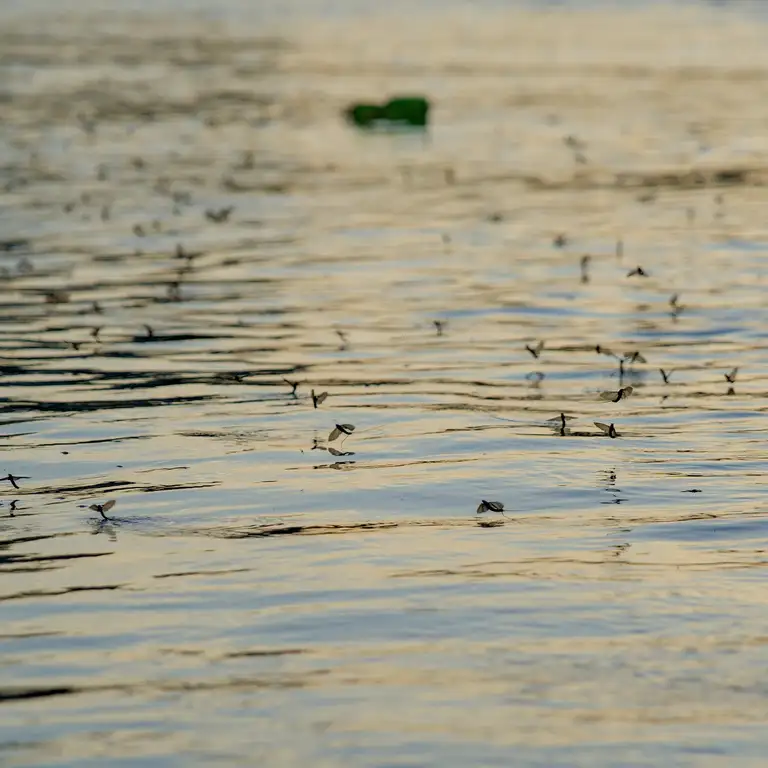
[2,2,768,765]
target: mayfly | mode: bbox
[215,371,248,383]
[90,499,116,520]
[599,386,633,403]
[282,377,300,396]
[594,422,619,439]
[624,351,646,364]
[626,266,648,277]
[476,499,507,518]
[547,412,575,436]
[335,330,349,350]
[553,234,568,248]
[433,320,446,336]
[205,206,234,223]
[724,367,739,384]
[1,473,29,490]
[328,424,355,442]
[526,371,545,386]
[44,289,69,304]
[580,255,591,283]
[564,136,588,165]
[311,389,328,409]
[659,368,672,384]
[525,341,544,359]
[595,345,618,359]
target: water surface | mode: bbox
[2,2,768,765]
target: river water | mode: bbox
[2,1,768,765]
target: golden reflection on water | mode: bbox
[2,1,768,765]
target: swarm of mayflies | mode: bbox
[311,389,328,409]
[90,499,116,520]
[599,386,633,403]
[476,500,506,517]
[525,341,544,359]
[626,266,648,277]
[594,422,619,438]
[328,424,355,442]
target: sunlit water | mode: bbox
[2,1,768,765]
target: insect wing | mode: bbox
[102,500,116,512]
[599,391,620,402]
[476,502,488,515]
[328,426,342,442]
[338,424,355,435]
[89,504,101,512]
[485,501,504,513]
[314,391,328,407]
[594,422,612,434]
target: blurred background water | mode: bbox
[2,1,768,765]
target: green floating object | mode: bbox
[345,96,430,129]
